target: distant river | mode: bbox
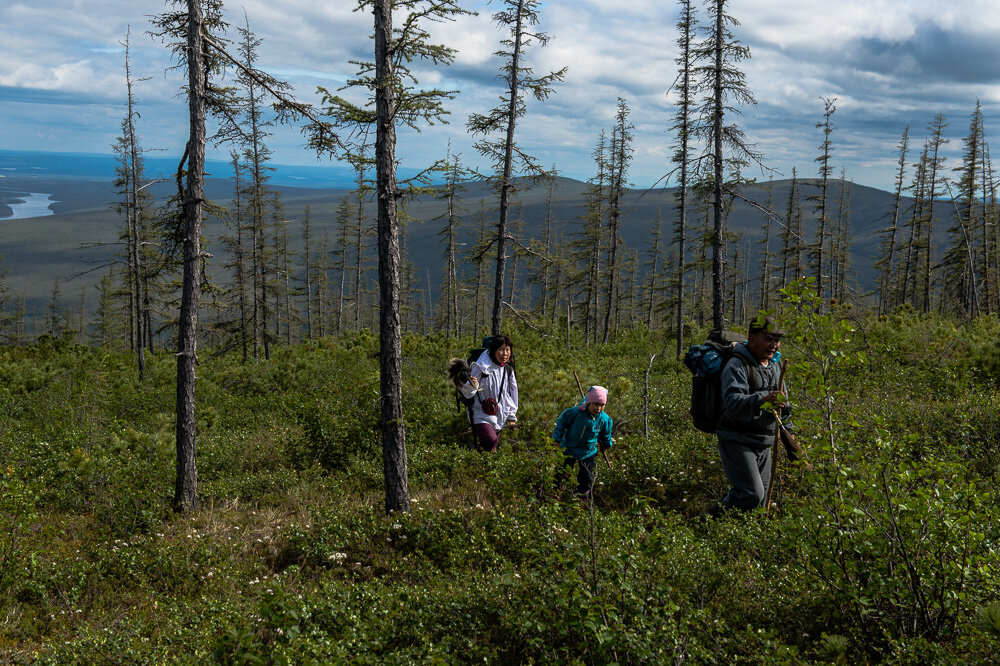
[2,192,57,219]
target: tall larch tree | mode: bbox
[876,126,910,315]
[830,174,852,304]
[320,0,472,514]
[757,180,774,310]
[779,167,803,288]
[153,0,340,512]
[151,0,222,511]
[470,199,490,343]
[810,97,836,302]
[644,211,664,329]
[693,0,762,330]
[670,0,697,357]
[980,126,998,311]
[581,131,608,344]
[114,28,154,379]
[222,151,251,362]
[920,113,949,312]
[536,173,557,321]
[900,141,929,308]
[435,148,466,337]
[333,197,351,335]
[467,0,566,336]
[602,98,634,343]
[946,102,987,315]
[300,205,315,340]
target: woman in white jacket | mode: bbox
[460,334,518,452]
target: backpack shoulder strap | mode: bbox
[737,354,757,392]
[725,349,757,392]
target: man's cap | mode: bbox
[748,315,785,337]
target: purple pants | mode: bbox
[472,423,500,452]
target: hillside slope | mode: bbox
[0,171,946,317]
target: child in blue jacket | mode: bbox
[552,385,613,498]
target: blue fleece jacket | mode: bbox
[552,406,613,461]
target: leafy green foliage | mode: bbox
[2,318,998,662]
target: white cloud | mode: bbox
[3,0,1000,190]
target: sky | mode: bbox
[2,0,1000,191]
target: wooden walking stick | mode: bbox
[574,370,613,467]
[764,359,788,513]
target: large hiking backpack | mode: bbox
[684,329,751,434]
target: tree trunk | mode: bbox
[374,0,410,514]
[879,128,908,315]
[124,40,146,380]
[174,0,205,513]
[490,0,525,336]
[711,2,725,331]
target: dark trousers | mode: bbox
[557,454,597,497]
[472,423,499,452]
[717,439,772,510]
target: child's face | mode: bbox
[587,402,605,416]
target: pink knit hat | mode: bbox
[578,385,608,410]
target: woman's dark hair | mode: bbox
[488,334,514,363]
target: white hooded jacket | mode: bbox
[459,349,519,430]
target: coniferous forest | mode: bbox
[2,0,1000,663]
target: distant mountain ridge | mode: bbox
[0,152,945,321]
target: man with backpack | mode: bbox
[708,315,793,514]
